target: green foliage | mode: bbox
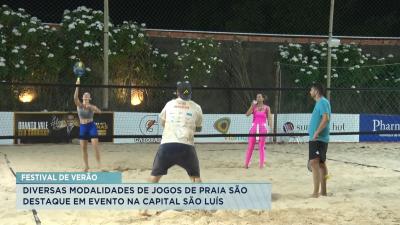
[173,39,223,85]
[0,5,169,85]
[109,21,168,86]
[0,5,225,110]
[0,6,63,82]
[278,42,400,88]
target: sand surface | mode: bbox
[0,142,399,225]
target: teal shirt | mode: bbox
[309,97,331,142]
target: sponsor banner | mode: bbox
[359,114,400,142]
[0,112,13,145]
[277,114,359,142]
[114,113,360,144]
[114,112,162,143]
[114,113,255,143]
[14,112,113,143]
[197,114,253,143]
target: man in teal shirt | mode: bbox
[308,83,331,198]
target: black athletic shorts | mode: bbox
[151,142,200,177]
[309,141,328,162]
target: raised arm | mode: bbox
[74,79,82,107]
[245,101,255,116]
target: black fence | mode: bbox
[1,82,399,115]
[2,0,400,36]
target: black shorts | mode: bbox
[151,143,200,177]
[309,141,328,162]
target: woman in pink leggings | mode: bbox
[245,94,273,169]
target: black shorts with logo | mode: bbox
[309,141,328,162]
[151,142,200,177]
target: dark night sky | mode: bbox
[1,0,204,28]
[1,0,400,36]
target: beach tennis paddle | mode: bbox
[73,61,85,81]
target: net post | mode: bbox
[326,0,335,101]
[103,0,110,110]
[273,61,281,143]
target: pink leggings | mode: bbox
[245,124,267,168]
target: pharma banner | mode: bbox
[14,112,113,143]
[16,172,271,210]
[359,114,400,142]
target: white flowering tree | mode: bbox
[0,6,31,81]
[108,21,169,109]
[278,42,400,89]
[60,6,110,84]
[0,5,227,110]
[0,5,66,110]
[0,5,63,82]
[0,17,7,78]
[61,7,169,86]
[172,39,223,85]
[110,21,168,85]
[278,42,400,113]
[61,7,169,83]
[0,5,171,110]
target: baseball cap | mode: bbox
[177,80,192,101]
